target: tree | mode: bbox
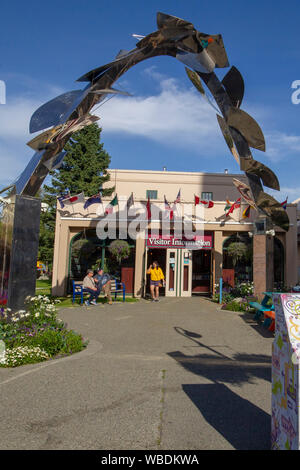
[39,124,114,270]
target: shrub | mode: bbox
[29,329,66,356]
[0,295,87,367]
[0,346,49,367]
[60,330,88,355]
[222,299,249,312]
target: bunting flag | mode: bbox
[232,178,256,208]
[242,205,251,219]
[224,199,231,212]
[226,198,241,217]
[164,195,174,219]
[57,191,70,209]
[126,192,134,210]
[105,194,118,214]
[194,195,214,208]
[61,192,85,206]
[174,189,181,204]
[146,196,151,220]
[84,193,102,210]
[281,197,288,210]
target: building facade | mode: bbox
[51,169,298,298]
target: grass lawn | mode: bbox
[35,280,139,307]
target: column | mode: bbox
[52,220,70,297]
[253,234,274,299]
[214,231,223,295]
[285,206,298,288]
[134,236,146,297]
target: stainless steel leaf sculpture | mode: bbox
[7,11,287,230]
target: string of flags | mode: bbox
[58,188,278,221]
[84,193,102,210]
[242,205,251,219]
[194,195,214,208]
[281,197,288,210]
[225,197,241,217]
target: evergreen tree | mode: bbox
[39,124,114,270]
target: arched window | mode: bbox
[223,233,253,284]
[68,229,136,292]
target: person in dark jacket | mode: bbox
[94,268,113,304]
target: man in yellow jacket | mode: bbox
[147,261,165,302]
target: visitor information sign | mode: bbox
[146,234,213,250]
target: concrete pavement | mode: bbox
[0,297,273,450]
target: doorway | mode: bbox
[192,250,211,294]
[145,249,166,296]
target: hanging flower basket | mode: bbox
[108,240,130,264]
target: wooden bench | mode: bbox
[72,279,126,304]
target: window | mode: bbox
[201,192,213,200]
[146,190,158,199]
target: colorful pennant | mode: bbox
[105,194,118,214]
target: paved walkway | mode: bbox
[0,297,273,450]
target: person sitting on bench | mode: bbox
[83,269,100,306]
[94,268,113,305]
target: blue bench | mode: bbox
[249,292,274,321]
[110,279,126,302]
[72,279,126,304]
[72,280,88,305]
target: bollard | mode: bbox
[219,278,223,304]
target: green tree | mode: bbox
[39,124,114,270]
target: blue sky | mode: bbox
[0,0,300,201]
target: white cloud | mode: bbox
[267,186,300,203]
[264,131,300,162]
[96,69,224,154]
[0,81,65,187]
[1,67,300,192]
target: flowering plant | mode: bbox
[108,240,131,264]
[0,295,87,367]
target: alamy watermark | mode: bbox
[291,80,300,104]
[95,202,206,241]
[0,80,6,104]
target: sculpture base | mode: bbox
[0,195,41,311]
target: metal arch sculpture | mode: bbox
[12,11,288,231]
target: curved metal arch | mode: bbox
[10,11,288,231]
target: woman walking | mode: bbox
[147,261,165,302]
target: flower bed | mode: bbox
[221,298,254,312]
[0,295,88,367]
[212,281,256,312]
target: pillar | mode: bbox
[52,218,70,297]
[134,236,146,297]
[213,231,224,295]
[285,206,298,288]
[253,234,274,299]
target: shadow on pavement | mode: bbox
[239,312,274,338]
[168,327,271,449]
[168,350,271,384]
[182,383,270,450]
[169,327,271,385]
